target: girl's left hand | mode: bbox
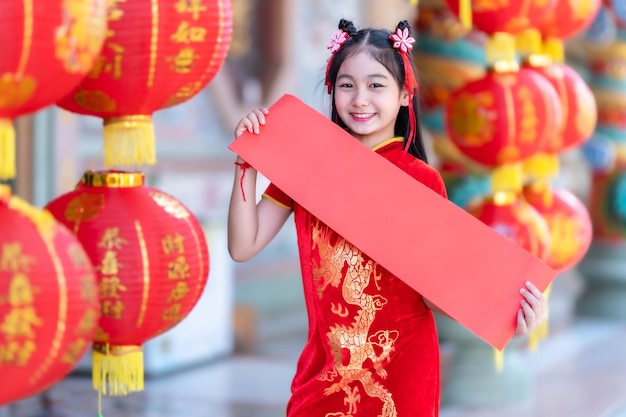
[514,281,547,336]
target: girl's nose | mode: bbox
[352,88,368,106]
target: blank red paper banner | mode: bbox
[229,94,557,350]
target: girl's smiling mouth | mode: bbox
[350,113,375,121]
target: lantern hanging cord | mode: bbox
[98,388,103,417]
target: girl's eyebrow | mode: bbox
[336,73,389,81]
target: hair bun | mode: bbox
[338,18,358,36]
[397,20,412,33]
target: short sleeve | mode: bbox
[429,169,448,199]
[262,183,294,210]
[405,159,448,200]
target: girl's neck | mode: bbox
[351,133,392,149]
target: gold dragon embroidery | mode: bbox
[312,220,399,417]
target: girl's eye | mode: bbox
[338,83,353,88]
[370,83,384,88]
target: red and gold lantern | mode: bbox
[443,0,557,35]
[523,183,592,271]
[0,0,106,179]
[57,0,233,168]
[0,185,99,406]
[467,194,551,260]
[529,63,597,153]
[538,0,602,40]
[516,30,598,180]
[45,171,209,399]
[445,66,562,169]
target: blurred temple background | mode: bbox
[1,0,626,416]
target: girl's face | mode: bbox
[334,51,409,148]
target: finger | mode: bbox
[525,281,544,299]
[244,111,264,133]
[235,119,253,137]
[521,299,537,331]
[516,309,528,335]
[252,109,267,126]
[520,285,543,311]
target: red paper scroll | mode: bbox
[229,94,557,350]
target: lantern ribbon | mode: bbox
[103,116,156,168]
[0,119,16,180]
[92,343,145,397]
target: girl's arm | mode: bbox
[227,109,292,262]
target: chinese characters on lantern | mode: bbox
[168,0,209,102]
[90,0,127,80]
[0,244,40,366]
[171,0,205,72]
[162,232,191,323]
[61,245,99,365]
[518,86,539,144]
[97,227,128,320]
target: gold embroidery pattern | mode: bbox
[312,220,398,417]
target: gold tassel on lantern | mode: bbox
[542,38,565,64]
[102,115,157,168]
[494,348,504,373]
[528,284,552,351]
[92,343,145,397]
[459,0,472,30]
[523,152,560,183]
[486,33,518,73]
[0,118,16,180]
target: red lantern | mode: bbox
[443,0,556,35]
[530,63,597,153]
[538,0,602,40]
[523,183,592,271]
[445,67,562,167]
[0,0,106,179]
[0,185,99,406]
[57,0,233,168]
[45,171,209,398]
[467,193,551,260]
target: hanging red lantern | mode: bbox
[445,66,562,168]
[0,185,99,406]
[44,171,209,401]
[443,0,557,35]
[523,182,592,271]
[538,0,602,40]
[0,0,107,180]
[529,63,597,153]
[515,29,597,180]
[56,0,233,169]
[467,192,551,260]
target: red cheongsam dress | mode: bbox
[262,137,448,417]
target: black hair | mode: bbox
[326,19,428,163]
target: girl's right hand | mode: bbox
[235,108,269,138]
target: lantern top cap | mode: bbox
[82,171,145,188]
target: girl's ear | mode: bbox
[401,88,410,107]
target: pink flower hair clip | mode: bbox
[327,29,349,54]
[390,27,415,53]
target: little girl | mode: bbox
[228,18,546,417]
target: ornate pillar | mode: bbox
[576,7,626,319]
